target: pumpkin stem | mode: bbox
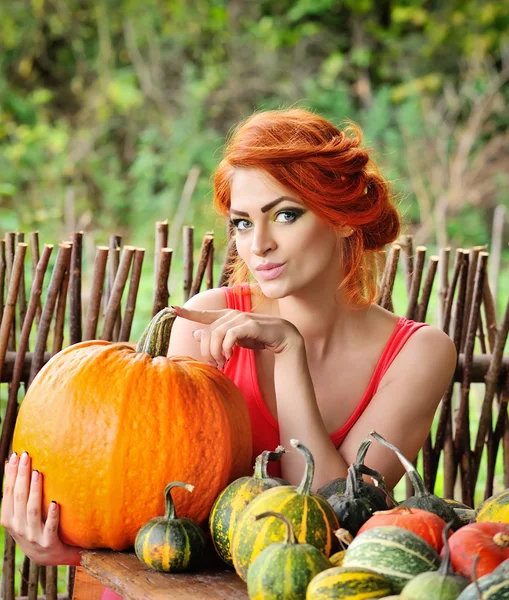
[369,430,428,497]
[334,528,353,549]
[493,532,509,548]
[136,308,177,357]
[471,555,483,600]
[253,446,286,479]
[345,464,359,497]
[354,439,372,465]
[163,481,194,521]
[254,511,296,545]
[359,465,398,508]
[438,521,455,576]
[290,439,314,496]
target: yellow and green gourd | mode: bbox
[457,571,509,599]
[342,526,440,593]
[209,446,288,566]
[400,522,469,599]
[247,511,331,600]
[134,481,206,572]
[306,566,393,599]
[476,488,509,524]
[232,439,340,582]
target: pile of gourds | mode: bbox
[11,308,509,598]
[134,432,509,600]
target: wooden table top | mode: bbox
[80,550,249,600]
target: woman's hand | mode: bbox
[171,305,303,368]
[1,452,82,566]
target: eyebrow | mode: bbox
[229,196,301,217]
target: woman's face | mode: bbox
[229,168,345,298]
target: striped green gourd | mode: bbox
[306,566,393,599]
[457,572,509,599]
[232,439,339,582]
[400,522,469,599]
[209,446,288,566]
[342,526,440,592]
[369,431,461,529]
[134,481,205,572]
[247,511,331,600]
[318,439,389,511]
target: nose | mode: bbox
[250,223,277,257]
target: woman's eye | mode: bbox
[275,210,300,223]
[229,210,303,232]
[230,218,251,231]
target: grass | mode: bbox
[0,241,507,591]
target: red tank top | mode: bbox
[221,283,428,477]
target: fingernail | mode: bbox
[50,501,58,511]
[32,470,40,483]
[20,452,29,467]
[9,452,18,465]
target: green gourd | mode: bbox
[134,482,206,572]
[318,439,390,511]
[246,511,331,600]
[370,431,461,529]
[209,446,288,565]
[400,522,469,599]
[457,571,509,599]
[306,565,394,599]
[326,464,375,535]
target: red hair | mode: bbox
[213,108,400,307]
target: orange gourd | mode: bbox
[13,308,252,551]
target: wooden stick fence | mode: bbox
[0,226,507,599]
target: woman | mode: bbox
[0,109,457,585]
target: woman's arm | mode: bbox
[338,326,457,490]
[274,344,349,489]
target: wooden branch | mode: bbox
[152,248,173,317]
[461,246,486,352]
[28,560,39,600]
[29,232,42,327]
[2,532,16,600]
[379,244,400,310]
[153,220,168,308]
[442,249,463,336]
[483,278,498,353]
[405,246,426,320]
[69,231,83,345]
[183,226,194,302]
[0,240,5,322]
[399,234,414,297]
[437,247,450,329]
[16,232,27,332]
[20,555,29,596]
[29,244,72,385]
[101,246,135,341]
[0,245,53,485]
[44,566,58,600]
[189,234,214,298]
[119,248,145,342]
[4,233,18,350]
[106,235,122,341]
[0,243,28,381]
[52,255,70,355]
[83,246,109,341]
[218,236,237,288]
[416,256,439,323]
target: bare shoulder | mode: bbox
[383,324,457,388]
[166,287,227,360]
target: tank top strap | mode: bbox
[223,283,253,312]
[374,317,429,384]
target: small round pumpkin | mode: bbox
[358,506,448,552]
[400,522,469,599]
[134,481,206,572]
[209,446,289,566]
[232,439,340,582]
[476,489,509,524]
[343,526,440,592]
[306,566,393,599]
[12,308,253,550]
[445,522,509,580]
[247,511,331,600]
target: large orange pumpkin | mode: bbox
[12,308,252,551]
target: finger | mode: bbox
[208,313,246,366]
[1,452,19,527]
[13,452,31,530]
[26,470,44,543]
[223,322,265,355]
[171,305,232,325]
[42,501,61,547]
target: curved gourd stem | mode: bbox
[253,446,286,479]
[290,439,314,495]
[358,464,399,507]
[354,439,372,465]
[345,465,359,497]
[163,481,194,520]
[369,430,428,496]
[471,555,482,600]
[137,308,177,357]
[438,521,455,576]
[254,511,296,545]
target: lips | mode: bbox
[255,263,286,281]
[255,262,285,271]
